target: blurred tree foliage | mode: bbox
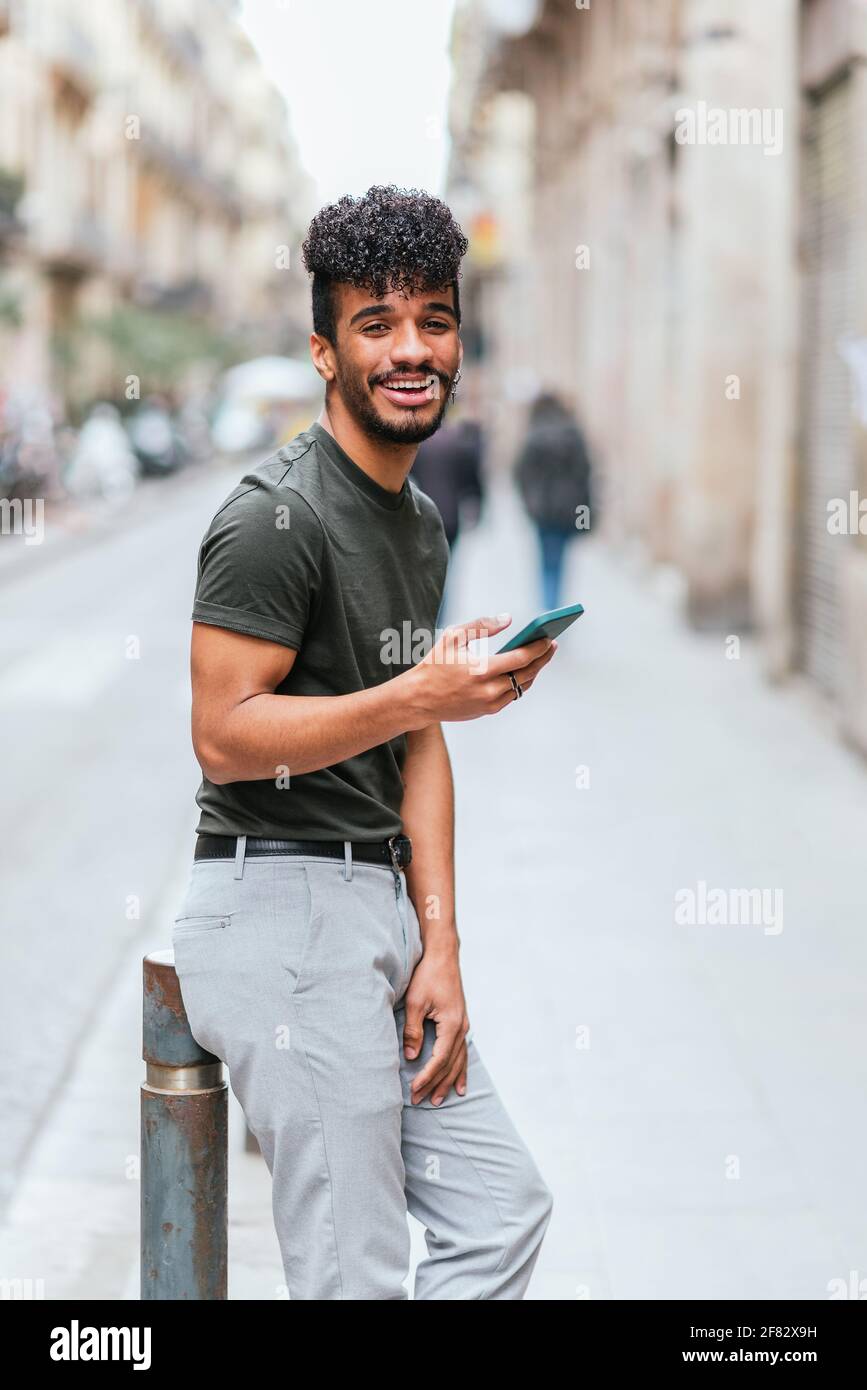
[0,280,22,326]
[0,168,25,220]
[0,168,25,325]
[52,304,254,418]
[82,303,245,385]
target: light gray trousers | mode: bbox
[171,838,553,1300]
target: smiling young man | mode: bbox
[172,185,556,1300]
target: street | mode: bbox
[1,469,866,1298]
[0,461,240,1209]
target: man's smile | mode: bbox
[374,372,442,408]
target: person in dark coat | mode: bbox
[410,415,484,625]
[513,391,594,611]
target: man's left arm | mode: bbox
[399,721,470,1105]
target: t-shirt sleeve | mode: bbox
[421,490,450,617]
[191,484,323,650]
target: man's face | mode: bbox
[324,282,462,445]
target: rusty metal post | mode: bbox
[141,949,227,1299]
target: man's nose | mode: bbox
[388,324,430,366]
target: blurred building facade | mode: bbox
[449,0,867,756]
[0,0,314,412]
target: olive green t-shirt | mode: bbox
[190,420,449,840]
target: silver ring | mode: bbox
[508,672,523,700]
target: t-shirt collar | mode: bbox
[309,421,408,511]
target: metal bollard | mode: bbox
[141,950,227,1300]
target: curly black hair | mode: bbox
[301,184,469,342]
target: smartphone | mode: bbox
[495,602,585,654]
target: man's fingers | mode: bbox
[514,640,558,681]
[486,641,557,707]
[448,613,512,647]
[486,635,554,678]
[410,1021,464,1101]
[410,1041,453,1100]
[429,1045,468,1107]
[402,1001,426,1059]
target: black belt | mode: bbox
[195,832,412,871]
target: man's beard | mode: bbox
[333,360,453,444]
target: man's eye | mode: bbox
[424,320,449,330]
[362,323,388,334]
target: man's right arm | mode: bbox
[191,618,556,785]
[192,622,422,783]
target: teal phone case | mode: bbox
[496,602,585,653]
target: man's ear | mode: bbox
[310,331,336,384]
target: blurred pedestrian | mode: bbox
[410,411,485,625]
[513,391,594,611]
[126,393,186,476]
[0,384,64,502]
[63,402,139,504]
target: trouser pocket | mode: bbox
[173,914,230,939]
[171,858,316,1058]
[171,924,229,1059]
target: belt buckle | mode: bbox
[389,834,414,867]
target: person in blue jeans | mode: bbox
[536,524,573,612]
[513,392,595,610]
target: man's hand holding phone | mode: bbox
[402,613,557,729]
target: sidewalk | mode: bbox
[2,482,865,1299]
[449,484,867,1299]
